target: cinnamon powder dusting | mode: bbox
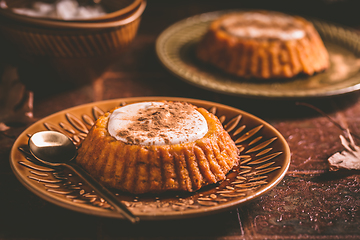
[116,102,198,145]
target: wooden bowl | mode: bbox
[0,1,146,87]
[0,0,143,22]
[0,1,146,57]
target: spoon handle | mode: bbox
[66,162,140,223]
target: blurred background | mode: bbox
[0,0,359,92]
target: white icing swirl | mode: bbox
[107,102,208,146]
[221,12,306,40]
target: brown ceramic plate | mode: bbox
[10,97,290,220]
[156,11,360,99]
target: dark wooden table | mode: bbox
[1,0,360,239]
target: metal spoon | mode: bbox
[28,131,139,223]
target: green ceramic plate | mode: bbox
[156,11,360,99]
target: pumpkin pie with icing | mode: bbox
[76,101,240,194]
[196,10,329,79]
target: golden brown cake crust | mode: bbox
[76,102,240,194]
[196,10,329,79]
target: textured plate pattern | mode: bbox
[10,97,290,220]
[156,11,360,98]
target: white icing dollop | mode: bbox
[221,12,306,40]
[107,102,209,146]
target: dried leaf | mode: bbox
[0,65,34,130]
[297,102,360,171]
[328,129,360,171]
[0,122,10,131]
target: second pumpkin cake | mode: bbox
[196,10,329,79]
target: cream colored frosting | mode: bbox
[221,12,306,40]
[107,102,208,146]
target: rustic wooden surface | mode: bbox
[1,0,360,239]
